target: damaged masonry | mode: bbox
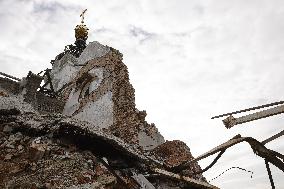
[0,10,217,189]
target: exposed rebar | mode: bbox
[209,166,253,182]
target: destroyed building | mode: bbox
[0,11,218,189]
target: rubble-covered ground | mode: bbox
[0,131,119,188]
[0,108,147,189]
[0,106,217,189]
[0,28,217,189]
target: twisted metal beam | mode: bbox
[179,134,284,172]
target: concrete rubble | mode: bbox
[0,30,218,188]
[0,109,216,188]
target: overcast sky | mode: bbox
[0,0,284,188]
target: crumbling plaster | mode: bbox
[52,41,165,150]
[50,41,110,92]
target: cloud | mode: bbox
[33,1,66,13]
[0,0,284,188]
[128,25,156,43]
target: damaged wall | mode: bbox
[0,39,214,188]
[0,77,20,95]
[0,108,217,189]
[51,41,165,150]
[0,72,65,114]
[151,140,206,181]
[50,41,110,92]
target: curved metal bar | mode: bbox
[209,166,253,182]
[180,135,284,173]
[188,150,226,175]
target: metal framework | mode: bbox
[212,101,284,129]
[37,69,58,98]
[205,101,284,188]
[222,105,284,129]
[178,131,284,188]
[211,100,284,119]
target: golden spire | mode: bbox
[75,9,89,40]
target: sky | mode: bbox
[0,0,284,188]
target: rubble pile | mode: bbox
[55,44,165,151]
[0,16,218,188]
[0,108,217,189]
[0,129,129,188]
[0,77,20,95]
[151,140,206,181]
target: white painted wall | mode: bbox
[53,41,113,129]
[138,130,165,150]
[74,91,113,129]
[50,41,110,92]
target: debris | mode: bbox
[0,16,213,188]
[17,145,24,151]
[0,111,212,188]
[0,91,9,97]
[0,108,21,116]
[4,154,13,160]
[153,168,219,189]
[132,172,155,189]
[3,125,13,133]
[151,140,205,180]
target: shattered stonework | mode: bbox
[0,109,217,188]
[151,140,206,181]
[0,71,65,114]
[0,77,20,95]
[51,41,165,150]
[0,38,217,188]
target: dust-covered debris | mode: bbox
[0,23,216,188]
[0,109,216,189]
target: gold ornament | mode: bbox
[75,9,89,40]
